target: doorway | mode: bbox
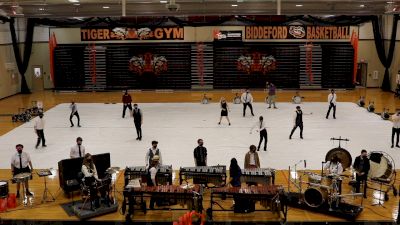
[32,65,44,91]
[356,62,368,87]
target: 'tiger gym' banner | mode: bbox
[80,27,184,41]
[245,26,350,40]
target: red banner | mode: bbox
[48,32,57,85]
[350,31,359,84]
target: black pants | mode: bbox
[326,103,336,118]
[36,129,45,147]
[258,129,267,151]
[243,103,254,116]
[70,111,80,126]
[290,123,303,138]
[355,175,367,197]
[392,127,400,146]
[122,104,132,118]
[134,121,142,139]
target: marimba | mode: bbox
[122,184,202,221]
[179,165,226,187]
[209,185,286,222]
[124,165,173,186]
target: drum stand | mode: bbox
[372,181,385,208]
[41,175,55,203]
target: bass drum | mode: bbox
[293,96,302,104]
[304,187,328,208]
[368,151,395,181]
[325,147,352,170]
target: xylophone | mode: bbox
[179,165,226,187]
[123,184,203,220]
[240,168,275,185]
[124,165,173,186]
[208,185,286,221]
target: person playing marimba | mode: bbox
[148,155,160,209]
[11,144,33,198]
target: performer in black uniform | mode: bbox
[194,139,207,166]
[218,97,231,126]
[133,104,143,140]
[353,149,370,198]
[290,106,304,139]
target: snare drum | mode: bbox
[308,174,322,184]
[0,181,8,198]
[293,96,302,104]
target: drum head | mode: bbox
[368,152,394,179]
[325,147,352,169]
[304,188,325,208]
[293,96,301,104]
[0,181,6,186]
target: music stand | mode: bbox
[37,169,55,203]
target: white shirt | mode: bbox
[34,118,45,130]
[81,164,99,180]
[150,166,158,184]
[250,120,267,133]
[327,93,337,105]
[11,152,31,169]
[70,144,86,158]
[249,153,256,165]
[241,92,253,103]
[392,114,400,128]
[324,161,343,175]
[70,103,78,113]
[145,148,162,166]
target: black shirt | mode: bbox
[194,146,207,166]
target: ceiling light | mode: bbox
[387,1,394,3]
[160,0,168,3]
[296,4,303,7]
[73,3,80,6]
[102,6,110,9]
[68,0,79,2]
[232,4,238,7]
[360,4,365,7]
[38,8,45,11]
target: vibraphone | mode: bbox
[179,165,226,187]
[208,185,286,222]
[240,168,275,185]
[124,165,173,186]
[122,184,203,221]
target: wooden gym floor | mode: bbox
[0,88,399,223]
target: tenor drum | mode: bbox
[368,151,395,182]
[325,147,352,170]
[308,173,322,184]
[304,187,328,208]
[0,181,8,198]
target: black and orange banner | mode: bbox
[245,26,350,40]
[81,27,184,41]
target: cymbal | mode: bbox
[13,172,31,180]
[106,167,120,173]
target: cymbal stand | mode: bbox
[41,174,55,203]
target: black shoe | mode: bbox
[35,145,38,149]
[218,122,221,125]
[78,125,81,127]
[264,149,267,151]
[251,114,254,116]
[70,125,74,127]
[274,107,278,109]
[396,145,400,148]
[229,123,231,126]
[26,190,33,196]
[300,137,303,139]
[42,145,47,147]
[326,116,328,119]
[289,136,292,139]
[16,192,20,198]
[139,137,142,141]
[333,117,336,119]
[257,148,260,151]
[391,145,394,148]
[268,106,271,109]
[136,137,139,140]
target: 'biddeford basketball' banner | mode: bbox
[245,26,350,40]
[80,27,184,41]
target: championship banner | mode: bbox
[245,26,350,40]
[81,27,184,41]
